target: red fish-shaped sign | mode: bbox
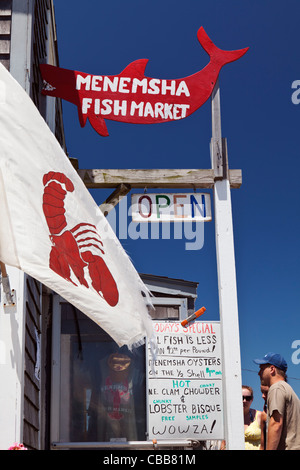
[40,27,248,137]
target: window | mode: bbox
[150,297,187,320]
[50,292,189,447]
[51,297,146,445]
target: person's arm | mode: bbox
[266,410,283,450]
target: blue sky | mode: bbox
[53,0,300,411]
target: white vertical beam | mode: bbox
[211,80,244,449]
[0,266,26,449]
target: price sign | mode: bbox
[147,321,224,440]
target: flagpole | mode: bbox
[211,78,244,450]
[0,262,14,305]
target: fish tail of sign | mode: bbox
[76,104,109,136]
[197,27,249,67]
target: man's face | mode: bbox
[258,363,271,385]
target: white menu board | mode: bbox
[147,321,224,440]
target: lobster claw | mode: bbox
[81,252,119,306]
[50,231,88,288]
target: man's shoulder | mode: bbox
[270,380,290,391]
[269,381,290,400]
[270,381,299,400]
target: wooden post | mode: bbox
[211,79,244,449]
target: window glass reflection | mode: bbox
[59,305,146,442]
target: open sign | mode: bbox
[131,193,211,222]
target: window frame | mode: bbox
[50,293,188,448]
[151,297,187,321]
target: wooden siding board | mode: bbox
[24,274,42,449]
[26,279,42,327]
[23,419,39,449]
[0,1,11,70]
[24,372,40,408]
[25,322,36,361]
[24,345,40,388]
[0,55,9,68]
[0,36,10,53]
[0,17,11,34]
[24,397,39,430]
[0,1,12,16]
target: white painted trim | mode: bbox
[0,267,26,449]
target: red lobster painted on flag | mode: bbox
[42,172,119,306]
[40,27,248,137]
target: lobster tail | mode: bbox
[43,172,74,235]
[43,171,74,192]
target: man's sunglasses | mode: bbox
[242,395,253,402]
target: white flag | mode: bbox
[0,63,154,349]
